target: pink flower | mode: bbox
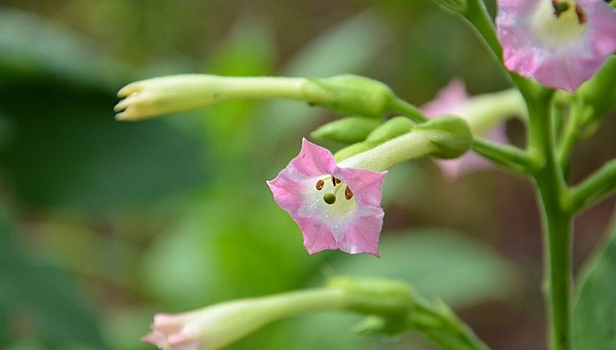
[421,80,509,181]
[496,0,616,93]
[142,300,278,350]
[267,139,386,257]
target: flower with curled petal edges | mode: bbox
[421,79,509,181]
[496,0,616,93]
[267,138,386,257]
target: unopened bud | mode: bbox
[416,116,473,159]
[311,116,382,144]
[310,75,396,117]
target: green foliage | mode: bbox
[0,2,527,350]
[574,212,616,350]
[0,220,103,348]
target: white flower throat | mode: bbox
[531,0,587,49]
[315,176,354,205]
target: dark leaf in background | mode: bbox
[0,7,209,211]
[0,79,209,210]
[0,220,104,347]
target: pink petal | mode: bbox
[268,139,386,256]
[496,0,616,92]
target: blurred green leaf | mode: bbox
[281,11,393,78]
[140,194,320,308]
[288,229,516,350]
[574,214,616,350]
[0,221,104,347]
[0,7,208,211]
[326,228,517,307]
[0,6,131,91]
[201,13,277,156]
[255,10,395,160]
[0,80,208,210]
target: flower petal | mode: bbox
[268,139,386,256]
[496,0,616,92]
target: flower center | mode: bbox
[531,0,587,49]
[314,176,354,205]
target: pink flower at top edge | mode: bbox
[421,79,508,181]
[267,138,387,257]
[496,0,616,92]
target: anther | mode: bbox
[323,193,336,204]
[575,4,586,24]
[315,179,325,191]
[344,186,354,200]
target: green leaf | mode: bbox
[326,228,517,308]
[0,8,209,211]
[289,229,515,350]
[0,6,131,91]
[255,11,395,159]
[0,79,208,210]
[574,214,616,350]
[0,221,104,346]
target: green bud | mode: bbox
[415,115,473,159]
[115,74,396,121]
[365,116,415,143]
[333,117,415,161]
[311,116,382,144]
[328,276,414,336]
[309,75,396,117]
[334,141,380,162]
[328,277,414,318]
[578,56,616,125]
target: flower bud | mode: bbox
[309,75,396,117]
[311,116,382,144]
[577,56,616,124]
[115,74,396,121]
[328,276,414,336]
[365,116,415,143]
[416,115,473,159]
[333,116,415,161]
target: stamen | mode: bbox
[575,4,586,24]
[323,193,336,204]
[345,186,354,200]
[315,179,325,191]
[334,177,341,184]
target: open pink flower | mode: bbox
[267,139,386,257]
[496,0,616,92]
[421,80,509,181]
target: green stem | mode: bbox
[525,86,573,350]
[472,137,534,174]
[390,98,429,123]
[409,297,491,350]
[568,158,616,213]
[556,98,583,171]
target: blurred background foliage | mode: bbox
[0,1,615,350]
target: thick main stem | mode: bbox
[524,84,573,350]
[534,173,573,350]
